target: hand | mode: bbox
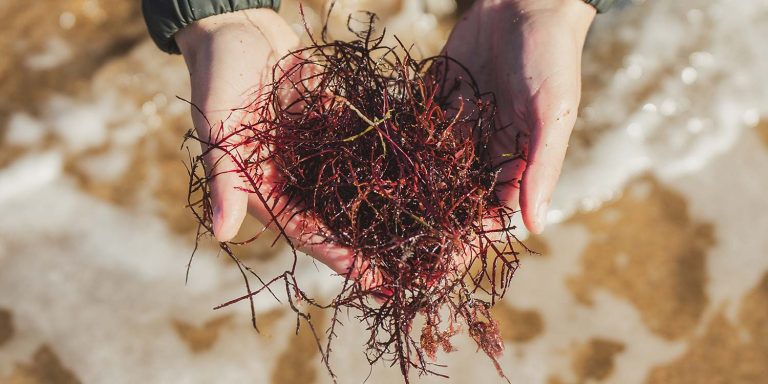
[176,9,359,279]
[442,0,595,233]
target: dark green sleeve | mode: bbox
[142,0,281,54]
[582,0,615,13]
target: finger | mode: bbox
[246,193,353,268]
[494,148,526,212]
[519,71,580,234]
[203,146,249,242]
[240,163,396,298]
[191,103,254,242]
[183,11,297,242]
[246,191,391,297]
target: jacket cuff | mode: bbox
[582,0,615,13]
[142,0,281,54]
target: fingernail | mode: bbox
[535,200,549,233]
[212,206,223,235]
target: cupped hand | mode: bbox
[176,9,360,279]
[442,0,595,233]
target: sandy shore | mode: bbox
[1,1,767,383]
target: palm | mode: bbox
[442,0,594,233]
[179,10,357,276]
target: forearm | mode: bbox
[175,8,284,66]
[507,0,596,32]
[142,0,281,54]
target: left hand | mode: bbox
[176,9,360,279]
[442,0,595,233]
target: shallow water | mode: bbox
[1,0,767,383]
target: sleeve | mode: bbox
[142,0,281,54]
[582,0,615,13]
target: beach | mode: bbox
[1,0,767,382]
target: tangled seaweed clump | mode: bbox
[185,12,527,383]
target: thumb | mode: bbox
[519,73,580,234]
[203,143,249,242]
[187,67,254,243]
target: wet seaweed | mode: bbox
[184,9,526,383]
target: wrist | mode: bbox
[510,0,594,13]
[509,0,595,22]
[506,0,595,34]
[176,8,281,59]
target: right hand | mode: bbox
[441,0,594,234]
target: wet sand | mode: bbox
[1,1,767,383]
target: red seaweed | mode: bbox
[184,10,527,383]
